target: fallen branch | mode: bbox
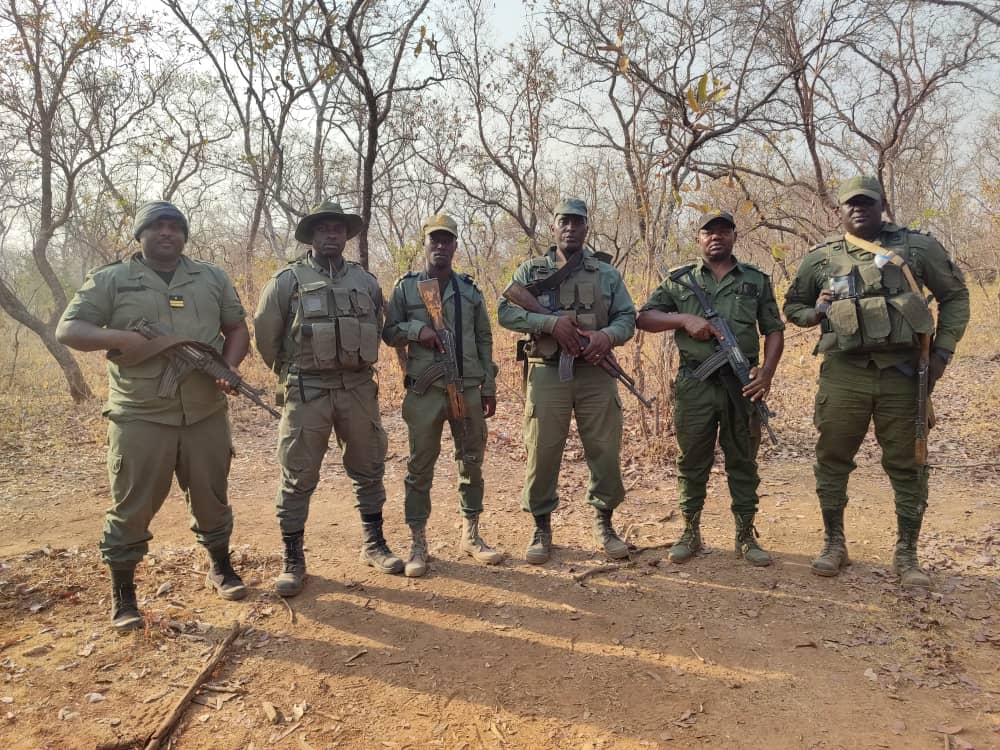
[143,620,242,750]
[279,594,297,625]
[572,564,627,582]
[631,542,673,554]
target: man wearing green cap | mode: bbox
[498,198,636,564]
[637,210,785,567]
[784,176,969,587]
[56,200,251,633]
[382,214,502,577]
[255,200,402,596]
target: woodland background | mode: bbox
[0,0,998,453]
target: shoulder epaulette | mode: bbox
[529,257,550,267]
[394,270,419,285]
[458,272,482,293]
[739,261,767,275]
[88,259,123,275]
[192,258,220,268]
[592,251,613,264]
[667,261,696,275]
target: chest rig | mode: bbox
[527,254,609,360]
[284,262,380,373]
[819,233,934,355]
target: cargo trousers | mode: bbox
[521,362,624,516]
[813,355,928,520]
[275,378,389,534]
[100,410,234,569]
[400,385,487,525]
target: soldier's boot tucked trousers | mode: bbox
[893,515,931,589]
[359,515,404,574]
[733,513,772,567]
[668,511,703,563]
[405,525,429,578]
[593,508,630,560]
[460,514,503,565]
[205,548,248,601]
[811,508,849,577]
[525,513,553,565]
[110,568,142,634]
[275,532,307,597]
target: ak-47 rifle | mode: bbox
[501,280,654,409]
[109,319,281,419]
[414,279,473,463]
[668,267,778,443]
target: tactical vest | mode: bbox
[818,235,934,355]
[527,254,609,360]
[283,262,380,373]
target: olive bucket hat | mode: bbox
[294,200,364,243]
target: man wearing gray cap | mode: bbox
[498,198,636,564]
[784,176,969,588]
[255,200,402,596]
[637,209,785,567]
[57,200,251,633]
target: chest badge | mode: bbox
[168,295,185,309]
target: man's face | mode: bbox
[551,214,588,254]
[696,220,737,262]
[139,218,185,265]
[839,195,883,237]
[424,230,457,271]
[311,219,348,260]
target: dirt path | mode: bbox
[1,397,998,749]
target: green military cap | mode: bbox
[422,213,458,238]
[837,176,884,203]
[697,209,736,230]
[294,200,364,243]
[553,198,589,218]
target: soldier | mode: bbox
[784,177,969,587]
[636,210,785,566]
[56,200,250,634]
[382,214,502,577]
[254,201,402,596]
[497,198,636,564]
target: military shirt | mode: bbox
[497,246,636,346]
[254,252,384,390]
[783,223,969,369]
[382,271,496,397]
[60,253,246,425]
[641,257,784,367]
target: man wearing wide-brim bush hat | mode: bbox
[255,198,403,598]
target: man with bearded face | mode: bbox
[783,176,969,587]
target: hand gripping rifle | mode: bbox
[668,268,777,443]
[501,280,654,409]
[414,279,473,464]
[108,319,281,419]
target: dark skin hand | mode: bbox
[482,395,497,418]
[928,354,947,394]
[742,330,783,402]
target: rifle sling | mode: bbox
[522,248,583,297]
[843,233,924,298]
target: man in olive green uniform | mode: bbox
[56,201,250,634]
[498,198,636,564]
[254,201,401,597]
[784,177,969,587]
[637,210,785,567]
[382,214,503,577]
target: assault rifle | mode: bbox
[668,267,778,443]
[501,280,654,409]
[109,319,281,419]
[414,279,473,463]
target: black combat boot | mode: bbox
[668,510,702,563]
[275,531,307,597]
[405,524,429,578]
[205,548,247,601]
[811,508,849,576]
[110,567,142,634]
[525,513,552,565]
[733,512,772,567]
[593,507,630,559]
[359,514,404,574]
[893,515,931,589]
